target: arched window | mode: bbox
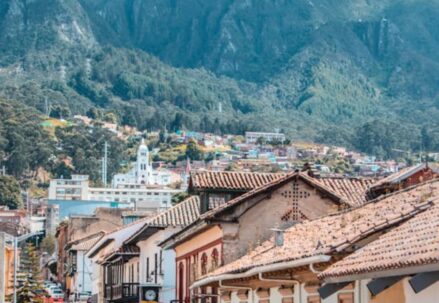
[211,249,219,271]
[201,253,208,276]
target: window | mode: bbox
[146,257,150,282]
[305,283,321,303]
[307,296,320,303]
[201,253,208,276]
[338,283,355,303]
[279,286,294,303]
[211,249,219,271]
[338,293,354,303]
[159,250,163,274]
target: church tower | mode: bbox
[136,139,151,185]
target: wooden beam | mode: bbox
[409,271,439,294]
[367,276,404,296]
[318,282,350,299]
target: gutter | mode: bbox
[190,254,331,289]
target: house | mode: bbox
[191,179,439,303]
[161,172,372,303]
[189,171,285,213]
[64,232,105,298]
[119,196,200,303]
[86,218,147,303]
[366,163,439,199]
[86,196,200,303]
[56,208,124,291]
[319,201,439,303]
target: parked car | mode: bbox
[70,291,91,302]
[78,292,91,301]
[48,288,64,302]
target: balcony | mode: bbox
[104,283,139,303]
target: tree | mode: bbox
[40,235,56,255]
[86,107,102,120]
[256,136,266,145]
[185,139,203,161]
[49,105,70,119]
[12,243,44,303]
[0,175,23,209]
[103,112,118,124]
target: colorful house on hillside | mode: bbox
[161,172,374,303]
[191,179,439,303]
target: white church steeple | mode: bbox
[136,139,152,184]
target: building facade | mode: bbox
[191,179,439,303]
[245,132,286,144]
[163,173,361,303]
[49,175,181,212]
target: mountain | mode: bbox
[1,0,439,158]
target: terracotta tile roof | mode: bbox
[199,173,344,220]
[161,173,350,249]
[124,196,201,245]
[201,181,439,279]
[319,203,439,281]
[190,171,285,192]
[317,178,375,207]
[368,163,429,190]
[149,196,200,227]
[70,232,105,251]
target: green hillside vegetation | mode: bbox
[0,98,128,184]
[1,0,439,159]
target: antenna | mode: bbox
[102,142,108,187]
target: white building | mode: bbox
[245,131,286,144]
[66,232,104,298]
[86,196,200,303]
[49,175,182,211]
[112,139,172,187]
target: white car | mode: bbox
[49,288,64,301]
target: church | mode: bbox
[112,139,172,187]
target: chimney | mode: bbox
[271,228,284,247]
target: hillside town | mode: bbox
[2,123,439,303]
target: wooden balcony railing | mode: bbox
[104,283,139,302]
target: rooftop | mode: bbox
[189,170,285,192]
[198,180,439,281]
[319,202,439,282]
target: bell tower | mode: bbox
[137,139,151,185]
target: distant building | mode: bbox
[112,139,172,187]
[45,204,60,236]
[49,174,182,215]
[245,131,286,144]
[0,209,28,236]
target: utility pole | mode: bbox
[102,142,108,187]
[44,97,51,116]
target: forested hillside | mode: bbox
[0,98,128,183]
[1,0,439,158]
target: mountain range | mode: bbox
[1,0,439,157]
